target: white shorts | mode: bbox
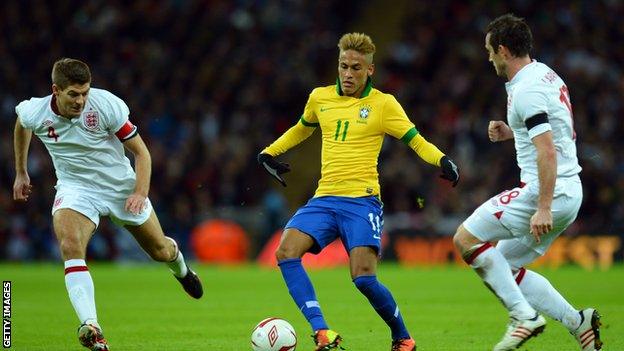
[51,187,153,228]
[463,176,582,255]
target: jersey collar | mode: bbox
[507,59,538,86]
[336,77,373,98]
[50,94,61,115]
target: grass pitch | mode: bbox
[1,263,621,350]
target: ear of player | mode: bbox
[258,153,291,187]
[440,156,460,187]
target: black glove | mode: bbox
[258,153,291,187]
[440,156,459,187]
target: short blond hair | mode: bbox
[338,33,376,63]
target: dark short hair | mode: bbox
[486,14,533,57]
[51,58,91,89]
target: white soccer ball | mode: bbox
[251,317,297,351]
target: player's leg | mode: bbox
[499,239,602,350]
[276,228,330,333]
[276,199,341,350]
[454,224,545,350]
[53,207,108,351]
[350,247,415,351]
[454,185,549,350]
[454,225,537,319]
[124,210,203,298]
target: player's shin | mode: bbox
[464,243,536,319]
[278,258,328,331]
[515,268,581,330]
[353,275,410,341]
[64,259,98,325]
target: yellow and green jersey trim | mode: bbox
[300,115,319,127]
[336,77,373,98]
[400,127,419,144]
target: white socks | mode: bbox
[515,268,581,331]
[64,259,97,325]
[165,237,188,278]
[467,243,536,319]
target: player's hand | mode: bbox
[13,173,33,202]
[258,153,290,187]
[439,156,459,187]
[488,120,513,142]
[125,193,147,215]
[529,208,553,243]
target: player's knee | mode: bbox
[275,243,303,261]
[59,236,83,257]
[147,243,173,262]
[452,227,467,251]
[351,264,375,279]
[453,225,477,252]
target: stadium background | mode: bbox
[1,0,622,266]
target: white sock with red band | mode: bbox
[166,237,188,278]
[64,259,98,325]
[515,268,581,330]
[466,243,536,319]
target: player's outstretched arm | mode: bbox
[258,119,316,186]
[488,120,514,142]
[407,132,460,187]
[13,117,33,201]
[122,134,151,215]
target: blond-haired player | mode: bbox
[258,33,459,351]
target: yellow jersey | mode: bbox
[263,79,444,198]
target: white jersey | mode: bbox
[505,61,582,183]
[16,88,138,193]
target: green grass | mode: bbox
[0,263,621,350]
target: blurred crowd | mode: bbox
[1,0,622,261]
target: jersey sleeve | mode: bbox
[101,91,131,132]
[15,100,34,129]
[300,90,319,126]
[381,94,415,139]
[514,86,552,139]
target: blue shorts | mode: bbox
[285,196,383,254]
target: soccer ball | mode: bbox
[251,317,297,351]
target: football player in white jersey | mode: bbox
[12,58,204,351]
[452,15,602,351]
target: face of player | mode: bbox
[52,82,91,118]
[338,49,374,97]
[485,33,507,79]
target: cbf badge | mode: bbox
[359,105,372,119]
[83,110,100,131]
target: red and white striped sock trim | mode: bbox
[514,267,527,285]
[465,242,493,265]
[65,266,89,275]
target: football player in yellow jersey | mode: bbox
[258,33,459,351]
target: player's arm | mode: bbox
[405,131,459,186]
[258,117,317,186]
[13,116,33,201]
[383,96,459,186]
[118,121,150,215]
[530,124,556,242]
